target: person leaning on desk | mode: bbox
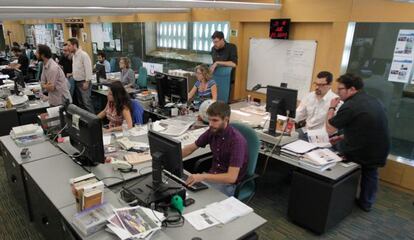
[97,81,133,133]
[182,101,248,197]
[119,57,135,88]
[325,73,390,212]
[36,44,72,106]
[188,64,218,105]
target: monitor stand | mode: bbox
[73,156,98,167]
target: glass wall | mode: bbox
[90,21,229,73]
[345,22,414,161]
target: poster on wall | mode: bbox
[389,57,413,83]
[389,29,414,83]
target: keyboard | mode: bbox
[163,170,208,192]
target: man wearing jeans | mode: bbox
[326,73,390,212]
[182,101,248,196]
[66,38,94,113]
[59,43,74,97]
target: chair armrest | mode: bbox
[234,174,260,198]
[193,156,213,173]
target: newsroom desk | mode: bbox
[230,102,361,234]
[0,125,266,240]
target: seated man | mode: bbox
[295,71,341,137]
[9,47,29,77]
[182,101,248,196]
[95,52,111,73]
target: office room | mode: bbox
[0,0,413,239]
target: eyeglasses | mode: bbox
[313,83,329,87]
[337,87,347,91]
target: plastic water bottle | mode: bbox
[148,118,153,131]
[122,120,129,137]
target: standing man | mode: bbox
[182,101,248,197]
[95,52,111,73]
[66,38,94,113]
[326,73,390,212]
[59,43,74,98]
[295,71,340,134]
[210,31,238,101]
[36,44,71,106]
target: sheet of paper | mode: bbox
[183,209,220,231]
[231,109,252,117]
[307,128,331,148]
[103,135,111,146]
[282,140,318,154]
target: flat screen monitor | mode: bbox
[266,85,297,118]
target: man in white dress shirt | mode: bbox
[66,38,94,113]
[295,71,340,136]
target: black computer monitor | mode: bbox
[155,72,169,108]
[95,63,107,84]
[63,104,105,166]
[148,130,183,190]
[168,75,188,103]
[266,85,298,135]
[155,72,188,107]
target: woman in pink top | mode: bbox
[97,81,133,133]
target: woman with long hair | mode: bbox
[188,64,217,104]
[97,81,133,133]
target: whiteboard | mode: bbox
[246,38,317,100]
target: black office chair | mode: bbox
[0,108,19,136]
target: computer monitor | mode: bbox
[266,85,298,135]
[168,75,187,103]
[143,62,163,76]
[148,130,183,190]
[95,63,107,84]
[63,104,105,166]
[155,72,169,107]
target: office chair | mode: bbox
[131,56,143,72]
[0,108,19,136]
[130,99,144,125]
[136,67,148,89]
[109,58,119,73]
[194,122,260,202]
[212,66,232,103]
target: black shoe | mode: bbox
[355,199,372,212]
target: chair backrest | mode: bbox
[130,99,144,125]
[131,57,143,72]
[212,66,232,103]
[109,58,119,73]
[137,67,148,89]
[230,122,260,177]
[0,108,19,136]
[35,61,43,81]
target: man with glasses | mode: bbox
[295,71,340,135]
[210,31,238,73]
[182,101,248,197]
[326,73,390,212]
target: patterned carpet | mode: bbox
[1,157,414,240]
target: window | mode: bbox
[192,22,229,51]
[344,22,414,162]
[155,21,229,51]
[157,22,188,49]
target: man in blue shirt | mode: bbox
[95,52,111,73]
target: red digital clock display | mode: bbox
[269,18,291,39]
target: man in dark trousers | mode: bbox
[326,73,390,212]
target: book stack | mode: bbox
[106,206,164,239]
[10,124,46,147]
[70,173,104,212]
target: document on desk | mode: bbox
[184,209,220,231]
[205,197,253,224]
[307,128,331,148]
[282,140,318,154]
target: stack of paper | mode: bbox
[281,140,318,158]
[184,197,253,231]
[301,148,342,166]
[105,206,165,240]
[307,128,331,148]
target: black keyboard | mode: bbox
[163,170,208,192]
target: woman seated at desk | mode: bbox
[97,81,133,133]
[188,64,217,106]
[119,57,135,88]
